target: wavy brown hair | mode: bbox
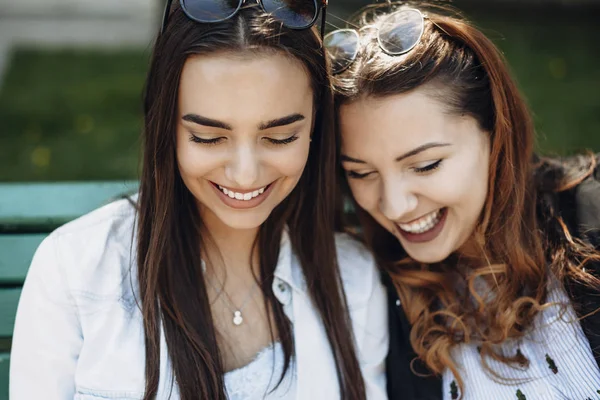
[137,3,366,399]
[334,2,600,396]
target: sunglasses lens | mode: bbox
[261,0,318,29]
[378,9,424,55]
[324,30,359,74]
[182,0,241,22]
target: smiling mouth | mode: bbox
[213,183,271,201]
[397,208,445,234]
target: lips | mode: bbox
[397,209,444,234]
[210,181,275,210]
[216,184,267,201]
[395,208,448,244]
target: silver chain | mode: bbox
[205,273,260,326]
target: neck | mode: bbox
[456,234,487,262]
[200,209,260,279]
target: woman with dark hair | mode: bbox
[327,2,600,399]
[9,1,388,399]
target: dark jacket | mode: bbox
[386,157,600,400]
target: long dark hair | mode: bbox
[334,1,600,394]
[137,3,366,399]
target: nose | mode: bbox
[225,142,259,187]
[379,177,418,221]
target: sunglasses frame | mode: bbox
[161,0,329,37]
[324,8,425,75]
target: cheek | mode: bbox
[423,176,467,205]
[348,180,394,233]
[268,144,310,178]
[427,157,487,205]
[453,153,489,207]
[348,180,379,212]
[176,137,222,179]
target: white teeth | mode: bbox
[398,209,443,234]
[216,184,268,201]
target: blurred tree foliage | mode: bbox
[0,4,598,181]
[0,50,146,181]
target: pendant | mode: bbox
[233,311,243,326]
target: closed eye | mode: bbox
[189,135,224,145]
[346,170,376,179]
[413,159,443,173]
[264,135,299,145]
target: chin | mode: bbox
[412,254,448,264]
[215,211,271,231]
[403,245,451,264]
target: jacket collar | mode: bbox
[273,228,307,295]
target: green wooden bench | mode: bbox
[0,181,138,399]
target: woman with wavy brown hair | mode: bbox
[9,1,389,399]
[327,2,600,399]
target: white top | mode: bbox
[224,342,295,400]
[442,281,600,399]
[10,197,388,400]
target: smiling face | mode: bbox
[339,88,490,263]
[176,52,314,233]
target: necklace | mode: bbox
[206,277,259,326]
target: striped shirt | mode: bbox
[442,281,600,400]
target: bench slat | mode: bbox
[0,289,21,338]
[0,352,8,400]
[0,234,46,285]
[0,181,138,231]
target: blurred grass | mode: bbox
[471,8,600,156]
[0,6,598,182]
[0,49,147,181]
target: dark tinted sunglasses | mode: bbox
[324,8,425,75]
[161,0,329,37]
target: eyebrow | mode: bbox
[258,113,305,130]
[341,142,452,164]
[181,113,306,131]
[182,114,232,130]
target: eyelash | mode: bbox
[265,135,299,145]
[347,171,374,180]
[346,159,443,180]
[413,159,443,173]
[188,135,299,146]
[189,135,223,145]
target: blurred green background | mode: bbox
[0,0,598,182]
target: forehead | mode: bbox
[178,52,314,123]
[339,89,466,157]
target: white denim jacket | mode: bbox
[10,198,388,399]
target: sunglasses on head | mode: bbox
[161,0,329,37]
[324,8,425,75]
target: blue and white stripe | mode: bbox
[442,281,600,399]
